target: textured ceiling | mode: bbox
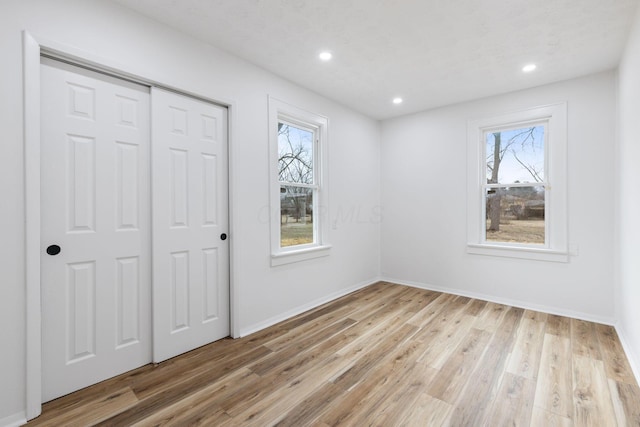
[113,0,639,120]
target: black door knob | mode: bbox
[220,233,227,241]
[46,245,61,255]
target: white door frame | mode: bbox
[22,30,239,420]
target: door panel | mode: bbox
[152,88,230,363]
[66,261,96,362]
[40,58,151,402]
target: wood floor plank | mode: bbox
[485,372,536,426]
[406,292,456,327]
[346,283,414,321]
[595,323,637,385]
[396,393,453,427]
[35,363,151,412]
[531,407,574,427]
[418,313,478,369]
[277,283,373,327]
[398,286,437,303]
[331,323,419,391]
[220,300,395,418]
[131,336,269,400]
[473,301,509,332]
[27,283,640,427]
[546,314,571,338]
[506,317,546,379]
[334,289,427,358]
[138,407,232,427]
[533,334,573,418]
[261,303,356,352]
[249,317,356,376]
[572,355,617,427]
[334,318,446,426]
[608,378,640,426]
[129,368,257,427]
[319,324,438,425]
[221,367,334,426]
[464,297,489,316]
[427,327,492,403]
[449,306,524,426]
[220,333,353,416]
[94,345,273,426]
[411,296,474,368]
[273,382,345,427]
[524,309,548,323]
[324,361,438,427]
[28,387,138,427]
[350,358,435,426]
[229,317,420,426]
[572,319,603,360]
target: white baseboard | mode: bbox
[0,412,26,427]
[238,277,380,337]
[380,277,616,326]
[614,322,640,386]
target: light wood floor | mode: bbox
[27,282,640,426]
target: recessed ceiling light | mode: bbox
[319,51,332,61]
[522,63,537,73]
[392,97,403,104]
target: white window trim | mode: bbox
[466,103,568,262]
[268,96,330,266]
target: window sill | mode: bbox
[271,244,332,266]
[467,243,569,263]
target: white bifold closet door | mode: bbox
[151,87,230,363]
[40,58,152,402]
[41,59,230,402]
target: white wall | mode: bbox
[617,4,640,380]
[0,0,380,422]
[380,72,617,322]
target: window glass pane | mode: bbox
[280,185,314,247]
[486,125,544,184]
[278,123,314,184]
[485,186,545,244]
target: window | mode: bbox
[269,97,330,265]
[278,121,315,247]
[467,103,568,262]
[485,125,546,245]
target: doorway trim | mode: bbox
[23,30,239,420]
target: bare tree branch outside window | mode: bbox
[278,123,313,184]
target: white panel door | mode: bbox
[152,88,229,363]
[40,58,151,402]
